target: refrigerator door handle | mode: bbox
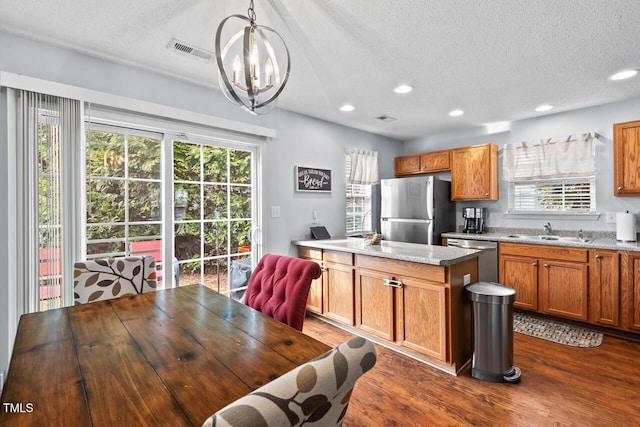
[380,218,431,224]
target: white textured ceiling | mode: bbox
[2,0,640,141]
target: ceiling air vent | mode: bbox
[167,38,215,63]
[377,115,397,122]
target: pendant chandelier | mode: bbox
[215,0,291,115]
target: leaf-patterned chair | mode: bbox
[73,256,158,305]
[201,336,377,427]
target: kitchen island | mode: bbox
[292,238,481,375]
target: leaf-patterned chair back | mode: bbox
[73,256,157,305]
[202,336,377,427]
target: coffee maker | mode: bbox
[462,207,487,234]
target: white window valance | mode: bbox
[347,149,379,185]
[503,133,597,181]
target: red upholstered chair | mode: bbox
[244,254,322,331]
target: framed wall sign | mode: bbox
[295,166,332,192]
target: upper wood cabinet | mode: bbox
[394,150,451,176]
[451,143,499,200]
[394,154,421,175]
[420,150,450,173]
[614,120,640,196]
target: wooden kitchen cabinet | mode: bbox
[499,254,539,310]
[355,254,451,362]
[394,150,451,176]
[539,260,588,321]
[589,249,620,326]
[394,276,447,361]
[394,154,421,176]
[354,268,395,340]
[322,250,355,325]
[499,242,588,321]
[420,150,450,173]
[613,120,640,196]
[621,251,640,332]
[298,247,324,314]
[451,143,499,200]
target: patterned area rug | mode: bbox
[513,312,603,348]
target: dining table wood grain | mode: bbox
[0,284,331,426]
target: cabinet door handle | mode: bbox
[531,262,537,266]
[383,278,403,288]
[618,186,623,191]
[321,266,328,272]
[595,255,602,260]
[544,264,549,268]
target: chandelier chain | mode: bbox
[247,0,257,23]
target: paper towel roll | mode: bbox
[617,212,636,242]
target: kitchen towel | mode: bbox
[616,212,636,242]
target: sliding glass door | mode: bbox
[81,126,257,300]
[172,139,255,299]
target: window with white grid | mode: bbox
[509,178,596,213]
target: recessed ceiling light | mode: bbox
[535,104,554,112]
[393,84,414,94]
[609,69,638,81]
[449,109,464,117]
[339,104,355,112]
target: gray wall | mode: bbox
[0,31,401,376]
[405,98,640,233]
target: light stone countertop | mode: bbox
[442,231,640,252]
[292,238,481,266]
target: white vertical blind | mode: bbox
[16,91,81,312]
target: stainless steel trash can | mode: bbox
[466,282,521,383]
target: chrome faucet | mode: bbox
[578,229,584,239]
[543,222,552,235]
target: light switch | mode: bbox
[271,206,281,218]
[312,209,318,223]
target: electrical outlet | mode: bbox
[606,212,617,224]
[271,206,281,218]
[463,273,471,285]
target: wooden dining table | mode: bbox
[0,284,331,426]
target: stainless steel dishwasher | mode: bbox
[446,238,498,283]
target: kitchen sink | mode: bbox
[506,234,592,243]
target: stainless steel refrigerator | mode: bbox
[380,176,455,245]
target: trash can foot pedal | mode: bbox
[503,367,521,383]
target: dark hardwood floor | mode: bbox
[302,315,640,426]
